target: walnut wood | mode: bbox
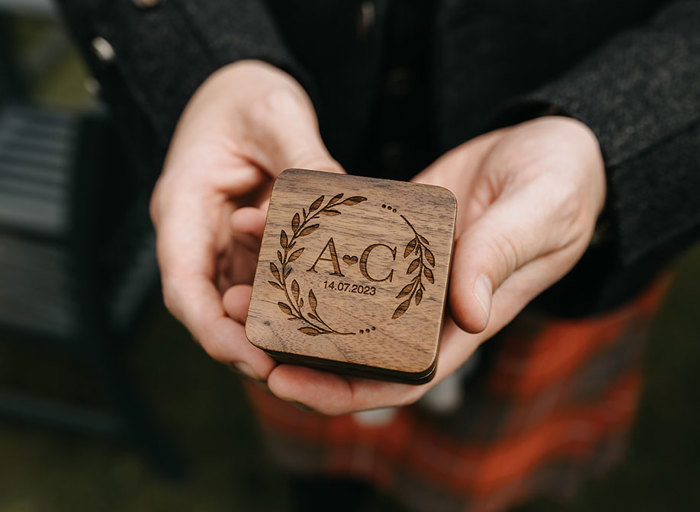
[246,169,456,384]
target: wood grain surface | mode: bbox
[246,169,456,383]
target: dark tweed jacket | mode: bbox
[57,0,700,316]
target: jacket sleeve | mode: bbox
[56,0,307,147]
[497,0,700,315]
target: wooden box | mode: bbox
[246,169,456,384]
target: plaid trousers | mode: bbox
[246,278,668,512]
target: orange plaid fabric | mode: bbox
[246,278,668,512]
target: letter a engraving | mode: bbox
[307,237,345,276]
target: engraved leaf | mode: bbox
[280,230,288,248]
[308,312,319,322]
[407,258,420,274]
[299,224,319,237]
[283,266,292,278]
[269,262,281,281]
[396,281,414,299]
[302,208,307,219]
[292,213,300,232]
[423,266,434,284]
[320,209,341,216]
[418,234,430,245]
[309,195,324,212]
[327,193,344,206]
[308,289,318,311]
[278,302,293,315]
[291,279,300,303]
[268,280,283,290]
[424,247,435,267]
[404,238,417,258]
[299,298,304,309]
[288,248,304,262]
[392,298,411,319]
[299,326,322,336]
[415,288,423,306]
[341,196,367,206]
[277,250,283,264]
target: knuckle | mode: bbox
[484,229,520,283]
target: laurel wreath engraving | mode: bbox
[268,194,436,335]
[393,215,435,319]
[268,193,367,336]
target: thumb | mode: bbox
[272,126,345,176]
[251,89,345,176]
[449,186,558,333]
[231,206,266,245]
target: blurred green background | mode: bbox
[1,12,699,512]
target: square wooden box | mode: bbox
[246,169,456,384]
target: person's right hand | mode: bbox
[150,60,343,380]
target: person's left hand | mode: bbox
[224,116,606,414]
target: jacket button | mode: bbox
[84,76,101,97]
[357,1,375,40]
[91,37,115,63]
[132,0,164,9]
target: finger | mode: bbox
[410,132,503,233]
[485,240,588,329]
[209,162,269,198]
[247,92,345,176]
[432,317,488,379]
[222,284,253,324]
[267,365,354,415]
[154,160,265,226]
[266,316,491,414]
[271,120,344,175]
[343,319,483,412]
[267,363,427,415]
[449,181,575,334]
[163,275,275,379]
[412,129,503,189]
[156,201,274,379]
[231,206,266,259]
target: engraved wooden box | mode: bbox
[246,169,456,384]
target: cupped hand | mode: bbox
[151,60,342,380]
[237,116,606,414]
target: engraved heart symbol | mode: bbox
[343,254,358,265]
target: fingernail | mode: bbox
[230,362,259,380]
[473,274,492,326]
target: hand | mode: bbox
[239,116,606,414]
[151,60,342,380]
